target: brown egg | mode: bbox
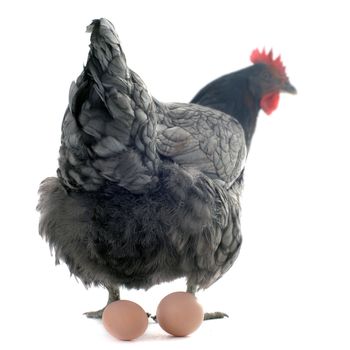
[156,292,204,337]
[102,300,148,341]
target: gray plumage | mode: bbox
[37,18,245,303]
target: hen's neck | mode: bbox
[191,72,260,151]
[232,87,260,151]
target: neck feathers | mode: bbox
[191,70,260,150]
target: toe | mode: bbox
[84,309,105,319]
[204,312,229,320]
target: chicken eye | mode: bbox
[262,71,271,81]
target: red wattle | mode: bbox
[260,92,280,115]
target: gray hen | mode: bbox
[38,18,250,320]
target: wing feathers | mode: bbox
[157,104,246,186]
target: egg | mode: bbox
[156,292,204,337]
[102,300,148,341]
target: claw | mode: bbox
[147,313,157,322]
[204,312,229,320]
[84,308,105,319]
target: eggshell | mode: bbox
[102,300,148,341]
[156,292,204,337]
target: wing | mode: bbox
[157,103,246,187]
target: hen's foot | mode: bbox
[84,308,105,319]
[84,285,120,319]
[204,312,228,320]
[186,285,228,321]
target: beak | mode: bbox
[281,80,297,94]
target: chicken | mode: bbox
[37,18,296,320]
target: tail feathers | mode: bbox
[86,18,131,111]
[86,18,125,75]
[85,18,160,172]
[85,18,158,149]
[58,19,160,194]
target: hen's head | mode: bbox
[249,48,296,115]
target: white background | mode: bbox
[1,0,349,349]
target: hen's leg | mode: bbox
[186,285,228,321]
[84,285,120,319]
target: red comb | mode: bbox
[250,48,286,77]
